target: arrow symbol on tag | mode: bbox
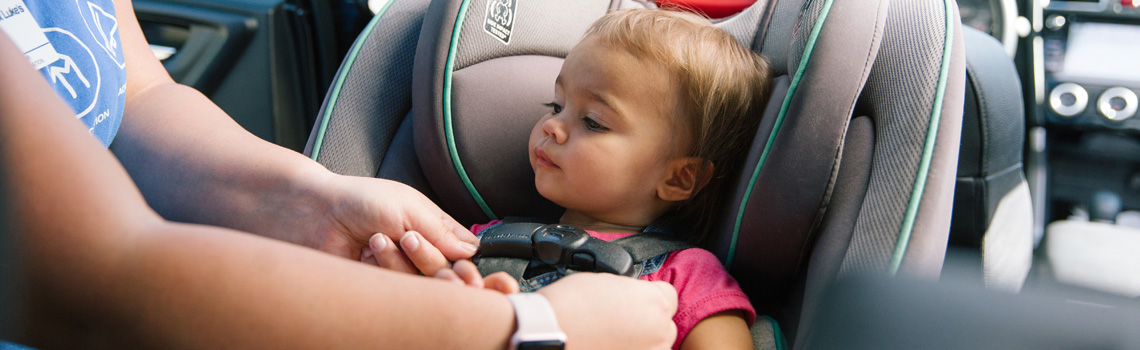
[48,54,90,99]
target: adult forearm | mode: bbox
[76,222,515,349]
[110,82,333,246]
[103,0,334,246]
[1,33,516,348]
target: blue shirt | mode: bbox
[23,0,126,147]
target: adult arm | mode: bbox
[0,28,676,348]
[0,25,493,347]
[106,0,469,264]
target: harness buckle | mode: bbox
[477,223,637,277]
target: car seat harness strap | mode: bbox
[473,219,693,288]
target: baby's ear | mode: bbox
[658,157,714,202]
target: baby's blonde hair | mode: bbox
[585,9,772,243]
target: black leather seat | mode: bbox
[945,26,1034,294]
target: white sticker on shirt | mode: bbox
[0,0,59,69]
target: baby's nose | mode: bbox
[541,117,568,144]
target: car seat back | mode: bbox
[765,0,966,344]
[305,0,966,347]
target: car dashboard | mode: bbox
[973,0,1140,298]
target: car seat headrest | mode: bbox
[411,0,771,224]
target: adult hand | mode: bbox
[364,229,469,277]
[432,260,521,294]
[539,273,679,350]
[305,173,478,274]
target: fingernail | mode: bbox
[361,248,374,260]
[369,233,387,252]
[459,241,478,255]
[401,231,420,252]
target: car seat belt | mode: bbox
[474,220,694,282]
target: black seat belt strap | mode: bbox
[476,257,529,281]
[611,234,694,263]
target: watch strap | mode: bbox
[506,293,567,350]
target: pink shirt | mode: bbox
[472,221,756,349]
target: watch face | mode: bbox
[517,340,565,350]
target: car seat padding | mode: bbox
[793,115,875,344]
[838,0,963,278]
[719,0,887,309]
[413,0,624,224]
[306,0,429,177]
[447,56,565,221]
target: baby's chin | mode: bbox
[533,183,570,208]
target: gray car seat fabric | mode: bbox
[756,0,965,345]
[946,27,1032,293]
[305,0,966,347]
[835,0,964,279]
[305,0,430,178]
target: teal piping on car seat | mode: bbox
[444,0,498,219]
[309,1,393,161]
[763,315,788,350]
[726,0,834,270]
[889,0,955,275]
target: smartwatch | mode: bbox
[506,293,567,350]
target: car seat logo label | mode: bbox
[483,0,516,45]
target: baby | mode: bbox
[470,8,772,350]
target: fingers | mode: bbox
[397,231,452,276]
[370,233,417,274]
[434,261,520,294]
[370,230,454,276]
[654,282,679,348]
[451,260,485,289]
[434,260,489,289]
[451,260,522,294]
[411,211,479,261]
[482,272,520,294]
[651,281,679,316]
[433,267,464,285]
[360,246,377,265]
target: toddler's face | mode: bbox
[528,36,688,225]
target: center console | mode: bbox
[1032,0,1140,225]
[1032,0,1140,297]
[1043,2,1140,128]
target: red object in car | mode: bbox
[656,0,758,18]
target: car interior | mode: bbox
[130,0,1140,348]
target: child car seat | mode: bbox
[303,0,965,348]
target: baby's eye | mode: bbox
[582,117,609,132]
[543,102,563,115]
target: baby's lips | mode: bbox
[533,148,559,168]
